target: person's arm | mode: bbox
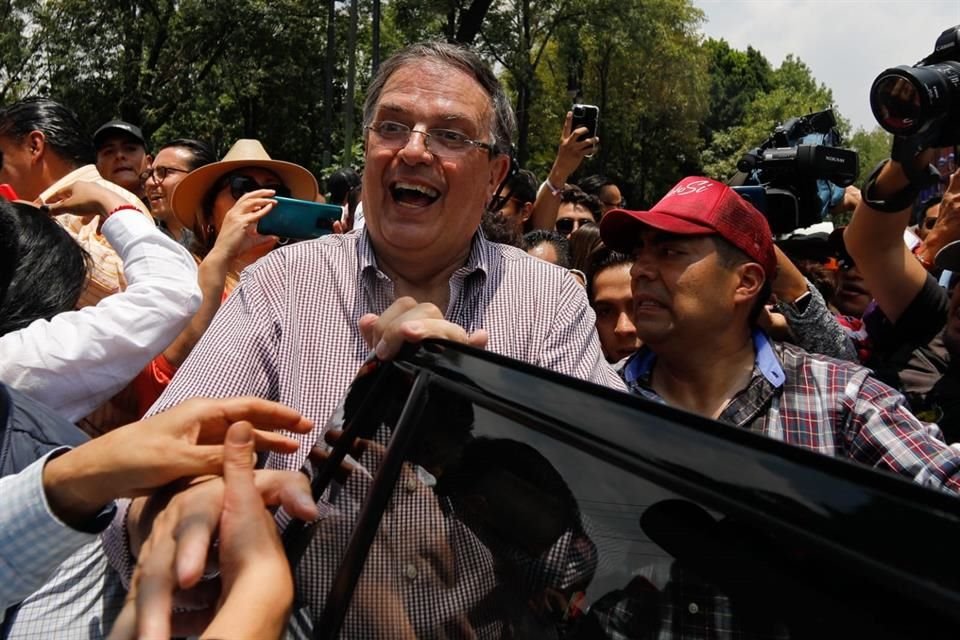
[0,194,201,422]
[844,157,934,324]
[161,188,278,367]
[0,451,108,612]
[769,246,857,361]
[845,371,960,494]
[915,169,960,269]
[527,112,598,231]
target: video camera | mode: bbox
[732,109,859,235]
[870,25,960,148]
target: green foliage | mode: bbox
[847,126,892,184]
[1,0,853,210]
[702,54,841,181]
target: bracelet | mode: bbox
[543,179,563,197]
[107,204,140,217]
[860,160,920,214]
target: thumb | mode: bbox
[223,421,257,491]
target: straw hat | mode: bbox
[171,139,319,229]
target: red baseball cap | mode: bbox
[599,176,777,279]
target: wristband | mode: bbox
[543,179,563,197]
[860,160,920,214]
[107,204,140,217]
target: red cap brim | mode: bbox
[600,208,718,253]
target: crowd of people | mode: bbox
[0,37,958,638]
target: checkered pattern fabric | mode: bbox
[0,451,101,618]
[626,339,960,493]
[96,228,622,636]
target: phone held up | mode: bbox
[256,196,343,241]
[571,103,600,142]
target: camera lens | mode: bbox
[870,62,960,136]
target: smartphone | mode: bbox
[571,103,600,141]
[256,196,342,240]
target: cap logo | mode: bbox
[666,180,713,198]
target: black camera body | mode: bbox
[734,109,859,235]
[870,24,960,147]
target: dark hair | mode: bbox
[327,167,361,204]
[713,236,773,325]
[522,229,571,268]
[577,174,616,197]
[0,97,94,168]
[0,201,89,336]
[559,185,602,222]
[568,222,603,273]
[481,209,522,247]
[362,41,516,155]
[0,201,20,303]
[506,169,537,205]
[586,247,633,303]
[158,138,216,171]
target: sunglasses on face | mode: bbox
[555,218,592,235]
[219,174,291,200]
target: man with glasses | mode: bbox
[579,174,625,216]
[93,120,152,199]
[141,138,215,248]
[488,168,537,237]
[90,41,622,637]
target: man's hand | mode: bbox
[548,111,599,188]
[109,422,311,640]
[922,168,960,261]
[358,297,488,361]
[42,396,314,526]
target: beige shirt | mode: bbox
[39,165,153,308]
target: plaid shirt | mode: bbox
[623,330,960,494]
[92,228,622,638]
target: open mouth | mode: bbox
[634,297,667,313]
[390,180,440,208]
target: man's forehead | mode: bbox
[633,227,716,245]
[97,133,144,151]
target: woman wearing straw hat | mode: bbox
[129,139,319,416]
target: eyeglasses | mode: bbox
[139,166,190,184]
[366,121,495,157]
[555,218,593,235]
[218,174,291,200]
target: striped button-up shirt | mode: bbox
[146,228,624,464]
[624,330,960,493]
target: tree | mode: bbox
[847,126,892,184]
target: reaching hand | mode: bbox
[357,297,488,361]
[42,181,133,231]
[208,188,279,261]
[551,111,600,184]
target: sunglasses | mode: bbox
[219,174,291,200]
[555,218,593,235]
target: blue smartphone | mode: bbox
[257,196,342,240]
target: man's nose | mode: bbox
[630,253,657,280]
[615,311,637,336]
[398,130,433,164]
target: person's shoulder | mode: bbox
[487,240,573,280]
[776,340,899,401]
[252,232,360,272]
[777,341,872,381]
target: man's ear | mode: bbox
[487,153,510,199]
[734,262,766,307]
[520,200,534,223]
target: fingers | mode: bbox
[376,317,484,360]
[561,111,573,138]
[132,525,179,639]
[254,470,319,521]
[222,421,258,508]
[209,396,315,436]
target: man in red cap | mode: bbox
[600,176,960,493]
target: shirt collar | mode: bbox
[358,227,492,279]
[624,328,785,389]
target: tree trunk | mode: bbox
[343,0,359,166]
[322,0,336,168]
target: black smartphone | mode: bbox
[571,103,600,141]
[256,196,342,240]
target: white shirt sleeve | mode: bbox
[0,450,102,614]
[0,210,202,422]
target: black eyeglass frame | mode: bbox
[139,165,190,185]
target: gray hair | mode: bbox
[362,41,516,156]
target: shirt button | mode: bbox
[404,477,419,493]
[688,602,699,615]
[404,564,418,581]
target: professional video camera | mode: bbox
[870,24,960,148]
[733,108,859,235]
